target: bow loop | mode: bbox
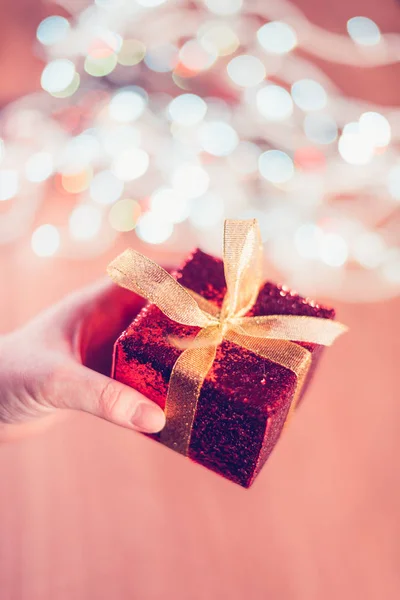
[221,219,263,320]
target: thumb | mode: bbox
[52,363,166,433]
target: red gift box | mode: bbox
[112,245,338,488]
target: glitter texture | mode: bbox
[112,249,335,487]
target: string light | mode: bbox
[0,0,398,303]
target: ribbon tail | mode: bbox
[107,249,214,328]
[233,315,348,346]
[159,327,220,456]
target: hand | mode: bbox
[0,279,166,437]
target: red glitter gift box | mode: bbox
[112,245,337,488]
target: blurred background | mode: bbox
[0,1,399,599]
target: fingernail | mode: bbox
[131,402,166,433]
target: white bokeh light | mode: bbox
[304,113,338,144]
[353,231,387,268]
[144,44,178,72]
[112,148,149,181]
[137,0,168,6]
[136,212,173,244]
[320,233,348,267]
[151,187,189,223]
[171,163,210,198]
[294,223,323,258]
[41,59,76,94]
[109,89,146,123]
[257,21,297,54]
[179,39,217,71]
[31,224,60,257]
[190,192,224,229]
[204,0,243,16]
[37,16,70,46]
[0,169,19,201]
[25,152,53,183]
[69,205,102,240]
[227,55,266,87]
[291,79,328,111]
[359,112,391,148]
[382,249,400,284]
[338,124,374,165]
[198,121,239,156]
[256,85,293,121]
[90,170,124,205]
[168,94,207,126]
[347,16,381,46]
[258,150,294,184]
[199,23,239,56]
[388,165,400,200]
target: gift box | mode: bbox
[109,220,346,488]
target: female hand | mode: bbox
[0,279,166,436]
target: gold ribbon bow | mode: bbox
[108,219,347,456]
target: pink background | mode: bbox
[1,1,400,599]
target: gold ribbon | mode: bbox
[108,219,348,456]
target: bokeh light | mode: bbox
[25,152,53,183]
[31,224,60,257]
[90,170,124,205]
[291,79,328,111]
[204,0,243,16]
[109,198,141,231]
[198,121,239,156]
[118,39,146,66]
[304,114,338,145]
[111,148,150,181]
[171,164,210,198]
[136,212,173,244]
[168,94,207,126]
[359,112,391,148]
[109,89,147,123]
[69,205,102,240]
[338,123,374,165]
[199,23,239,57]
[144,44,178,72]
[151,187,189,223]
[190,192,224,229]
[258,150,294,184]
[347,16,381,46]
[257,21,297,54]
[0,170,19,201]
[37,16,70,46]
[227,55,266,87]
[256,85,293,121]
[41,59,76,94]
